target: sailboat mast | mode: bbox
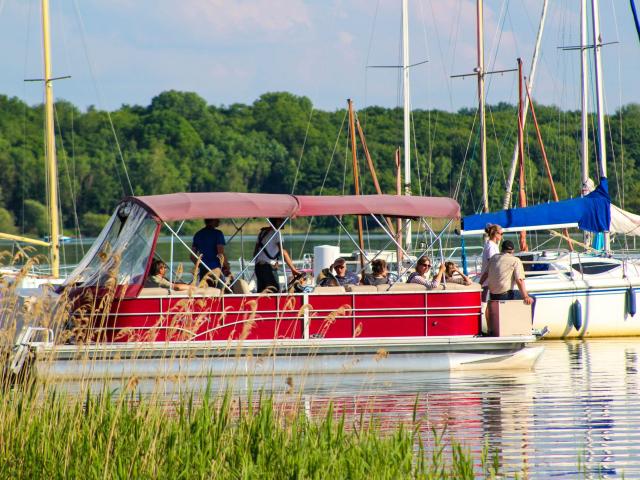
[590,0,609,250]
[476,0,488,212]
[41,0,60,278]
[580,0,590,193]
[590,0,607,179]
[402,0,412,250]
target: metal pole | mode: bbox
[402,0,413,250]
[42,0,60,277]
[591,0,610,250]
[477,0,488,212]
[581,0,590,194]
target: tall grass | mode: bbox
[0,384,494,479]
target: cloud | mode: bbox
[152,0,312,40]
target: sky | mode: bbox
[0,0,638,113]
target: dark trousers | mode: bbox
[255,263,279,293]
[490,290,522,301]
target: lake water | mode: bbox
[61,338,640,478]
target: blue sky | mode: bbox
[0,0,638,113]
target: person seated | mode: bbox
[318,257,359,287]
[444,261,472,285]
[407,256,445,289]
[363,258,392,286]
[145,259,191,291]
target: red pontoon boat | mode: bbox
[10,193,542,379]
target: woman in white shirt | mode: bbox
[480,224,503,302]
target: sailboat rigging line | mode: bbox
[53,105,84,258]
[452,110,478,202]
[290,107,314,193]
[295,109,348,261]
[632,0,640,42]
[71,0,133,196]
[367,59,429,69]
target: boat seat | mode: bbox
[170,287,222,297]
[138,287,170,297]
[441,282,482,291]
[346,285,378,293]
[378,283,427,292]
[312,286,346,294]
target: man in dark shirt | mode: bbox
[191,218,228,285]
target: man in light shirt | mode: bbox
[480,240,533,305]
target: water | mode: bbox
[56,339,640,477]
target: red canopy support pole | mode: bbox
[348,99,366,271]
[517,58,529,252]
[526,81,574,251]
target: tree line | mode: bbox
[0,90,638,237]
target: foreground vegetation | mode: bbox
[1,91,639,237]
[0,385,499,480]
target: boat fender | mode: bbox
[571,300,582,331]
[628,287,637,317]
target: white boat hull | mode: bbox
[18,336,543,380]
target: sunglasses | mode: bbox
[418,263,431,268]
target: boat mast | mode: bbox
[42,0,60,277]
[402,0,412,249]
[476,0,488,212]
[590,0,609,250]
[580,0,590,194]
[502,0,549,209]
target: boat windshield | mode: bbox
[62,202,158,287]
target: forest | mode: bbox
[0,90,639,236]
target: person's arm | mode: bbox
[190,241,202,265]
[430,263,446,288]
[282,248,301,276]
[515,278,534,305]
[514,260,533,305]
[479,271,488,285]
[454,266,472,285]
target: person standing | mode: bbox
[480,224,503,301]
[480,240,534,305]
[253,218,300,293]
[191,218,228,285]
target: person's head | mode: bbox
[331,257,347,275]
[371,258,387,276]
[445,261,457,277]
[149,259,167,276]
[268,218,285,229]
[486,224,504,241]
[415,256,432,275]
[204,218,220,228]
[501,240,515,254]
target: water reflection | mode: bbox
[45,339,640,478]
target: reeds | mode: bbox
[0,385,490,479]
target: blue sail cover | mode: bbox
[462,178,611,235]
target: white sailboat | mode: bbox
[462,0,640,339]
[0,0,63,288]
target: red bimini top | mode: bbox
[128,192,460,222]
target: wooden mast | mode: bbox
[42,0,60,277]
[348,99,365,271]
[516,58,528,252]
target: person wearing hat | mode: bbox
[480,240,533,305]
[318,257,359,287]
